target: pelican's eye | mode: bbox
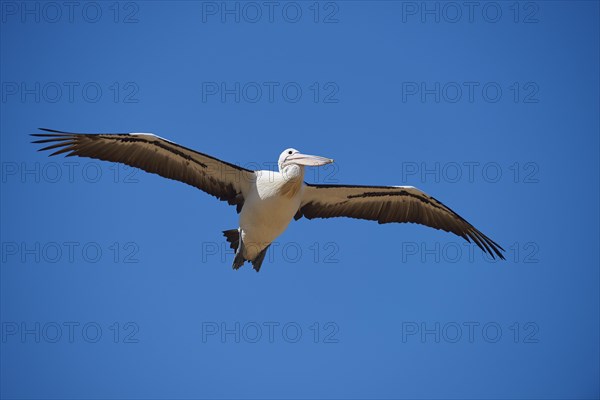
[288,150,293,155]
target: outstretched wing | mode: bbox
[297,184,504,259]
[31,128,254,210]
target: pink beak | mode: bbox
[287,152,334,167]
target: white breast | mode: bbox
[238,169,304,259]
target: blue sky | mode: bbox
[1,1,599,399]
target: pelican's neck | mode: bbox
[279,164,305,182]
[276,164,304,199]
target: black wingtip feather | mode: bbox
[472,230,494,259]
[478,231,505,260]
[39,142,72,152]
[31,138,71,144]
[38,128,73,134]
[31,130,78,158]
[31,133,72,138]
[50,147,74,157]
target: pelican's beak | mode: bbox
[288,153,334,167]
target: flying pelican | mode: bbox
[32,128,505,271]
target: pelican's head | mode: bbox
[278,148,334,171]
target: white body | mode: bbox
[239,165,305,260]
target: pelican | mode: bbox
[32,128,505,271]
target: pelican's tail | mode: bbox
[223,229,240,252]
[222,229,269,272]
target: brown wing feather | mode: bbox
[31,128,253,209]
[298,184,505,260]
